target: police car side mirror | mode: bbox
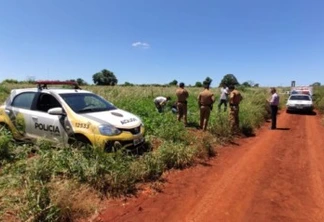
[48,107,65,116]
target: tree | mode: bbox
[242,81,251,87]
[311,82,321,86]
[2,79,19,84]
[124,81,134,86]
[204,77,212,86]
[26,75,35,83]
[169,79,178,86]
[242,80,255,87]
[92,69,118,86]
[195,81,203,87]
[254,83,259,87]
[219,74,239,87]
[76,78,88,86]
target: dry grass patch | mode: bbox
[49,179,101,222]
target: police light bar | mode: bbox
[35,80,81,89]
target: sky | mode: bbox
[0,0,324,87]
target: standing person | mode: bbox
[218,85,229,112]
[175,82,189,125]
[268,87,279,129]
[228,85,243,133]
[153,96,171,113]
[198,83,215,131]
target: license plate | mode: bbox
[133,136,144,146]
[296,105,303,109]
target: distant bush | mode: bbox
[1,79,19,84]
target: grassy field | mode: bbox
[0,83,315,221]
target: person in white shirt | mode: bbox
[154,96,171,113]
[268,87,280,129]
[218,85,229,112]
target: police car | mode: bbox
[0,81,145,151]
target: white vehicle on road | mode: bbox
[286,94,314,113]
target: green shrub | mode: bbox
[131,152,164,181]
[0,131,12,164]
[20,181,61,222]
[209,112,233,142]
[196,134,217,158]
[158,141,197,169]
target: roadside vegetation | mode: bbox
[314,86,324,114]
[0,83,284,221]
[313,86,324,125]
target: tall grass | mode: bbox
[314,86,324,114]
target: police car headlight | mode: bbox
[99,124,121,136]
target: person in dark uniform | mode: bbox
[267,87,279,129]
[198,83,215,131]
[175,82,189,125]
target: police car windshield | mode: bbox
[60,93,117,113]
[289,95,311,101]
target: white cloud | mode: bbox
[131,41,150,49]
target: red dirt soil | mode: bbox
[95,111,324,222]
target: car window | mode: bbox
[11,92,36,109]
[289,95,311,101]
[36,93,62,112]
[60,93,116,113]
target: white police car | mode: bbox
[0,81,145,151]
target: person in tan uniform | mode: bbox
[198,83,215,131]
[228,85,243,133]
[176,82,189,125]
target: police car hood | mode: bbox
[79,109,141,129]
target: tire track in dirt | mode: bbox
[96,111,324,222]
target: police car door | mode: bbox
[8,91,37,140]
[30,93,67,144]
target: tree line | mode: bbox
[2,69,321,87]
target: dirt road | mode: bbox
[96,111,324,222]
